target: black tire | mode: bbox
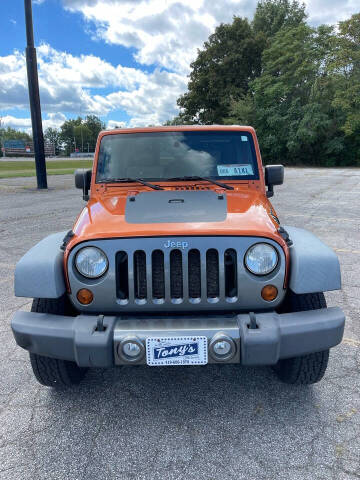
[29,296,87,388]
[30,352,87,387]
[277,291,326,314]
[31,295,77,316]
[273,291,329,385]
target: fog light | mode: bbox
[77,288,93,305]
[123,342,141,358]
[213,341,231,356]
[118,336,145,363]
[209,334,236,362]
[261,285,278,301]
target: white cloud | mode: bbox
[0,45,187,126]
[1,0,358,133]
[1,116,32,131]
[61,0,359,73]
[303,0,359,25]
[103,67,187,126]
[43,113,68,129]
[36,44,148,90]
[1,113,67,134]
[62,0,256,73]
[106,120,127,129]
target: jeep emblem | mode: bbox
[164,240,189,250]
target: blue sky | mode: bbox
[0,0,358,133]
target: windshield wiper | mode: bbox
[100,177,164,190]
[166,176,234,190]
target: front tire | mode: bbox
[273,292,329,385]
[29,296,87,388]
[30,353,86,387]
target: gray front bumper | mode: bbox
[11,308,345,367]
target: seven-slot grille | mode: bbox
[116,248,238,305]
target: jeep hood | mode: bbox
[69,188,286,250]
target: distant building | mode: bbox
[3,140,55,157]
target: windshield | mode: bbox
[96,131,259,183]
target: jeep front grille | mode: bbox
[68,236,286,313]
[116,247,238,305]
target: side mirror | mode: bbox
[265,165,284,198]
[75,169,92,201]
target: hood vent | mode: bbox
[125,190,227,224]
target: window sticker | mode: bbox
[241,136,248,141]
[217,164,254,176]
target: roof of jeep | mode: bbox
[98,125,256,137]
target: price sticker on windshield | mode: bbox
[217,164,254,176]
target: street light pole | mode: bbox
[24,0,47,189]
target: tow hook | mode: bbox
[96,315,106,332]
[248,311,258,330]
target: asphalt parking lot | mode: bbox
[0,168,359,480]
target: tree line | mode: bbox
[166,1,360,167]
[44,115,105,155]
[0,125,32,144]
[0,115,105,156]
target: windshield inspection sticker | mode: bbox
[217,164,254,176]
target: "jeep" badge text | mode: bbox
[164,240,189,249]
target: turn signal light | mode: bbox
[261,285,278,302]
[77,288,94,305]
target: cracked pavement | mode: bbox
[0,168,359,480]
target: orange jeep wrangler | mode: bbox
[12,126,345,387]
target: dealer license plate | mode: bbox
[146,336,208,366]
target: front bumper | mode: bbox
[11,308,345,367]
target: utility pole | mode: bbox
[24,0,47,189]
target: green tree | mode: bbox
[44,127,61,155]
[57,115,105,155]
[291,25,348,166]
[250,23,347,165]
[163,112,194,126]
[224,94,256,126]
[252,0,307,39]
[176,1,307,125]
[177,17,263,124]
[59,117,82,155]
[165,3,360,166]
[73,124,92,152]
[250,23,317,162]
[0,126,32,143]
[331,13,360,152]
[83,115,106,150]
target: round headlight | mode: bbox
[75,247,108,278]
[245,243,278,275]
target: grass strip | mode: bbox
[0,159,93,178]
